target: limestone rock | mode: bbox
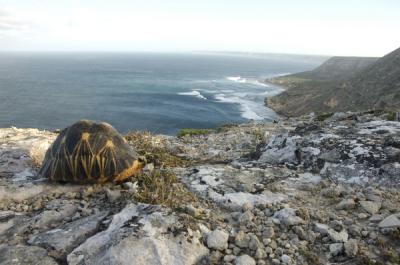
[273,208,304,226]
[359,201,381,214]
[0,244,57,265]
[378,214,400,228]
[329,243,343,256]
[67,204,208,265]
[28,211,108,259]
[206,229,229,250]
[235,254,256,265]
[344,239,358,257]
[336,199,356,210]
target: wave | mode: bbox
[226,76,271,88]
[214,94,265,120]
[226,76,247,83]
[178,90,207,100]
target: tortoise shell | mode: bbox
[39,120,146,183]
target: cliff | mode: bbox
[267,47,400,116]
[1,111,400,264]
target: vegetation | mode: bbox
[316,112,334,121]
[125,131,186,167]
[177,128,214,137]
[133,169,197,208]
[299,247,322,265]
[216,123,238,133]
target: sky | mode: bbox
[0,0,399,56]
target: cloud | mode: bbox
[0,7,30,32]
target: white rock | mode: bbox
[235,231,250,248]
[329,243,343,256]
[378,214,400,228]
[273,208,304,226]
[235,254,256,265]
[206,229,229,250]
[314,223,348,242]
[359,201,381,215]
[68,204,208,265]
[336,199,356,210]
[281,254,292,264]
[344,239,358,257]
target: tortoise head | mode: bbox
[113,155,147,183]
[137,156,147,169]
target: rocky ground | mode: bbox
[0,111,399,265]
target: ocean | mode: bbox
[0,52,325,135]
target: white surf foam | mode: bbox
[226,76,247,83]
[226,76,272,88]
[178,90,207,100]
[215,94,264,120]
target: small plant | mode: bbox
[216,123,238,133]
[385,111,397,121]
[134,169,197,208]
[316,112,334,121]
[177,128,214,138]
[299,247,322,265]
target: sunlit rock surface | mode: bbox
[0,111,399,264]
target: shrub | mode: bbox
[177,128,214,138]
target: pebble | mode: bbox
[329,243,343,256]
[281,254,292,264]
[344,239,358,257]
[235,254,256,265]
[206,229,229,250]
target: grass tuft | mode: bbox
[134,169,197,208]
[316,112,334,121]
[177,128,214,138]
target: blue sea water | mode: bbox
[0,52,325,135]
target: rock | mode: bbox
[242,202,254,211]
[273,208,304,226]
[329,229,348,243]
[93,234,208,265]
[344,239,358,257]
[336,199,356,210]
[359,201,381,214]
[235,254,256,265]
[239,210,254,224]
[272,258,280,265]
[105,188,121,202]
[235,231,250,248]
[378,214,400,228]
[281,254,292,264]
[122,181,138,193]
[33,202,78,230]
[67,204,209,265]
[207,229,229,250]
[0,244,57,265]
[329,243,343,256]
[224,255,236,262]
[255,247,266,259]
[320,187,340,198]
[28,211,108,259]
[185,204,200,217]
[259,134,299,165]
[369,214,384,223]
[314,223,348,242]
[248,234,263,250]
[0,211,15,221]
[263,226,275,238]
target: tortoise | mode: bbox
[39,120,146,183]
